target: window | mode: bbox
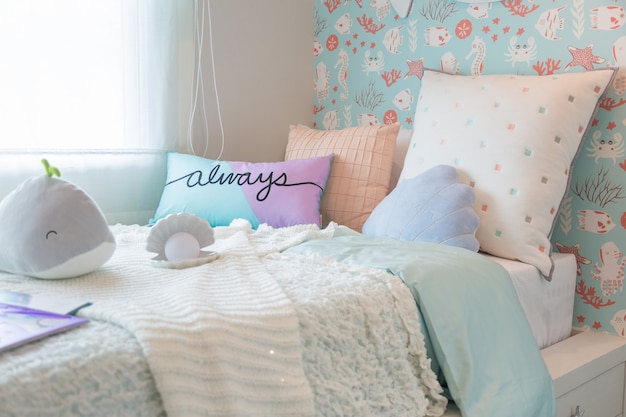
[0,0,191,150]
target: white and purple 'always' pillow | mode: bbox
[150,151,333,229]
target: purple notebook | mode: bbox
[0,303,88,353]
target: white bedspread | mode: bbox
[0,221,446,417]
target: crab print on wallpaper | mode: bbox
[314,0,626,336]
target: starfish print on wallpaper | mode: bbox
[564,44,606,71]
[555,241,592,276]
[404,58,424,79]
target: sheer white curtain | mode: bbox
[0,0,192,150]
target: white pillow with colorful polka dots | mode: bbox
[399,68,615,279]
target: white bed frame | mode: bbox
[544,330,626,417]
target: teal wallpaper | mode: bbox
[313,0,626,336]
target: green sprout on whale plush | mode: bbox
[0,159,116,279]
[41,158,61,178]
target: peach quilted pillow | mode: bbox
[285,123,399,231]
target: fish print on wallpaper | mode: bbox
[314,0,626,336]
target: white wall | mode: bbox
[189,1,313,163]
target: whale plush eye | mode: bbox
[46,230,58,240]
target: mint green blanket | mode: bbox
[287,232,556,417]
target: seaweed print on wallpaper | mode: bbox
[314,0,626,336]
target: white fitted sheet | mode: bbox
[484,252,576,349]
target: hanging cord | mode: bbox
[187,0,208,155]
[187,0,225,159]
[206,0,225,159]
[186,0,207,156]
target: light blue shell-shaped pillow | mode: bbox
[362,164,480,251]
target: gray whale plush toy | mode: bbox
[0,160,116,279]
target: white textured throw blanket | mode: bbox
[0,221,445,417]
